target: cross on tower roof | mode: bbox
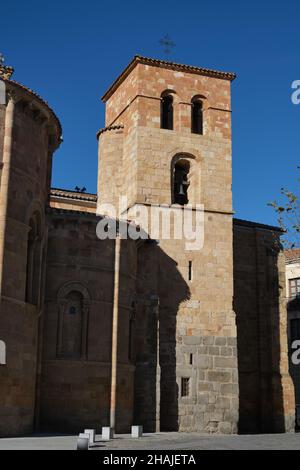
[159,34,176,57]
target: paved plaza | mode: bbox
[0,432,299,450]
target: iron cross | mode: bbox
[159,34,176,57]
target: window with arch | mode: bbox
[26,212,42,305]
[57,282,90,360]
[161,92,174,130]
[173,159,190,205]
[191,96,203,135]
[61,291,84,358]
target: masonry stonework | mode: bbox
[0,74,61,436]
[0,57,295,436]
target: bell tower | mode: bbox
[97,55,235,213]
[97,56,239,434]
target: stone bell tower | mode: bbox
[97,56,239,433]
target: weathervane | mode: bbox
[159,34,176,57]
[0,53,4,66]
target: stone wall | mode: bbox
[99,59,239,434]
[134,219,239,434]
[98,61,233,214]
[0,81,60,437]
[233,220,295,433]
[39,210,138,433]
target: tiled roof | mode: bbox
[50,188,97,202]
[48,207,99,218]
[233,218,283,233]
[102,55,237,102]
[96,124,124,140]
[1,74,62,137]
[285,248,300,261]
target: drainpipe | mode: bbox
[0,91,16,297]
[110,232,121,431]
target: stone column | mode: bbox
[110,233,121,431]
[0,91,17,297]
[153,296,160,433]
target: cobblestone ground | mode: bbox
[0,432,299,450]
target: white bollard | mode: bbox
[77,433,90,450]
[131,425,143,438]
[84,429,95,444]
[102,427,114,440]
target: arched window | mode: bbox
[173,159,190,205]
[57,282,90,360]
[161,92,174,130]
[26,212,42,305]
[191,97,203,135]
[61,291,83,358]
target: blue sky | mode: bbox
[1,0,299,226]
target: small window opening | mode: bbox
[173,160,190,205]
[181,377,190,397]
[161,93,174,130]
[69,306,77,315]
[188,261,193,281]
[191,97,203,135]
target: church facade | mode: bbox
[0,56,296,437]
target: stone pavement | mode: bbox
[0,432,299,450]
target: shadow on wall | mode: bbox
[287,299,300,427]
[233,225,293,433]
[133,240,190,432]
[39,214,190,434]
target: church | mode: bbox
[0,55,296,437]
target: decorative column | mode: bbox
[0,90,17,297]
[110,233,121,432]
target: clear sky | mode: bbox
[1,0,299,226]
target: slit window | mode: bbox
[188,261,193,281]
[181,377,190,397]
[191,97,203,135]
[161,93,174,130]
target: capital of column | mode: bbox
[6,89,20,105]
